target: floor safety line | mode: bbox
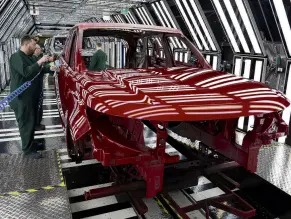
[0,150,66,198]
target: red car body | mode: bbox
[55,23,290,198]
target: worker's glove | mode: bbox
[37,55,49,66]
[48,56,55,62]
[50,65,60,72]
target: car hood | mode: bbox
[76,66,290,121]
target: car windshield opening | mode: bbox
[81,29,205,71]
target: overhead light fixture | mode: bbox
[272,0,291,57]
[141,7,153,25]
[152,3,178,48]
[243,59,251,79]
[235,0,262,54]
[155,1,184,48]
[135,8,148,25]
[128,11,137,24]
[175,0,203,50]
[213,0,240,53]
[223,0,250,53]
[182,0,209,50]
[212,56,218,70]
[234,58,242,76]
[160,1,176,28]
[103,15,111,21]
[139,7,149,24]
[125,14,134,24]
[189,0,216,51]
[254,60,263,81]
[206,55,211,63]
[155,2,171,27]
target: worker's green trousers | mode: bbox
[12,101,37,154]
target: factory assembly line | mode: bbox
[53,23,289,218]
[1,0,291,218]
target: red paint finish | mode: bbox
[55,23,290,198]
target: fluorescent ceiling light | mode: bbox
[212,55,218,70]
[254,60,263,81]
[175,52,179,61]
[153,2,182,48]
[128,11,137,24]
[243,59,251,78]
[138,7,150,25]
[161,1,176,28]
[224,0,250,53]
[152,3,178,48]
[184,52,189,63]
[142,7,153,25]
[234,58,242,76]
[175,0,202,50]
[152,3,166,26]
[157,1,183,48]
[273,0,291,56]
[182,0,209,50]
[126,14,134,24]
[235,0,262,54]
[213,0,240,53]
[135,8,147,24]
[180,53,183,62]
[189,0,216,51]
[206,55,211,63]
[155,2,171,27]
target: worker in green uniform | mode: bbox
[9,35,56,159]
[88,43,107,71]
[33,44,45,131]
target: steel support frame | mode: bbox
[159,178,256,219]
[84,157,254,217]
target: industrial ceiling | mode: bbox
[0,0,148,38]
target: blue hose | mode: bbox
[0,64,47,112]
[0,59,60,112]
[0,81,32,111]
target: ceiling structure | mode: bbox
[0,0,148,39]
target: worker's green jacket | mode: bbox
[88,49,107,71]
[9,50,50,108]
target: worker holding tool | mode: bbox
[9,35,57,159]
[33,44,48,131]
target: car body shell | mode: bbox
[55,23,290,142]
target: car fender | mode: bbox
[66,89,91,142]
